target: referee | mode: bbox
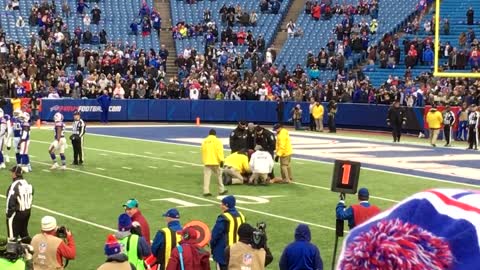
[6,165,33,242]
[70,110,86,165]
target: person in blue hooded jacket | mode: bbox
[279,224,323,270]
[97,90,111,123]
[422,45,434,66]
[210,195,245,270]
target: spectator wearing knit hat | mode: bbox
[338,189,480,270]
[31,216,76,269]
[97,234,136,270]
[115,213,151,270]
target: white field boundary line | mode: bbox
[63,132,480,188]
[30,139,400,203]
[0,194,116,232]
[28,159,337,232]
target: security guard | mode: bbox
[443,105,456,147]
[229,121,248,153]
[70,110,86,165]
[336,187,381,229]
[151,208,182,270]
[386,101,406,143]
[210,195,245,270]
[467,105,479,150]
[223,150,251,185]
[254,125,276,179]
[0,237,27,270]
[6,165,33,242]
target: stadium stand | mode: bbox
[170,0,292,55]
[0,0,160,52]
[276,0,420,81]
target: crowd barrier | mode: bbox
[36,99,427,131]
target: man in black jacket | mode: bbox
[229,121,248,153]
[6,166,33,242]
[386,101,406,142]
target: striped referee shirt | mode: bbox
[6,179,34,215]
[72,119,86,137]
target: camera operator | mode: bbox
[225,223,273,270]
[6,165,33,242]
[0,236,31,269]
[31,216,76,269]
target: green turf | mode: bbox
[0,129,476,270]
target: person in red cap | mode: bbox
[166,227,210,270]
[97,234,136,270]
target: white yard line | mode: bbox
[97,167,106,171]
[28,159,338,232]
[39,132,479,188]
[173,165,183,168]
[122,166,132,170]
[0,194,116,232]
[41,169,50,173]
[29,139,454,201]
[148,166,158,169]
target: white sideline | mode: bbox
[27,159,338,232]
[0,194,116,232]
[30,139,400,203]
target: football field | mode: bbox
[0,124,478,270]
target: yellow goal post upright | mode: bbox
[433,0,480,78]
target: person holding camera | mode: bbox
[279,224,323,270]
[336,188,380,229]
[0,236,31,269]
[115,213,151,270]
[31,216,76,269]
[6,165,33,242]
[70,110,86,165]
[97,234,136,270]
[225,223,273,270]
[210,195,245,270]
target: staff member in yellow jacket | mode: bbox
[223,150,251,185]
[425,104,443,147]
[311,102,324,132]
[274,124,293,183]
[10,97,21,112]
[201,129,228,197]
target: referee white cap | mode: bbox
[41,216,57,232]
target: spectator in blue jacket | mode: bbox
[308,65,320,80]
[422,45,434,66]
[279,224,323,270]
[97,90,111,123]
[130,20,139,35]
[151,208,183,269]
[210,195,245,270]
[76,0,89,15]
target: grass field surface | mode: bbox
[0,127,477,269]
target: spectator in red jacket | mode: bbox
[312,4,321,21]
[123,198,151,245]
[166,227,210,270]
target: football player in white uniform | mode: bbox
[49,112,67,170]
[18,112,31,172]
[11,109,23,164]
[0,109,7,169]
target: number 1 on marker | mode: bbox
[341,164,351,185]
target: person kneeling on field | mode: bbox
[222,150,251,185]
[249,145,274,185]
